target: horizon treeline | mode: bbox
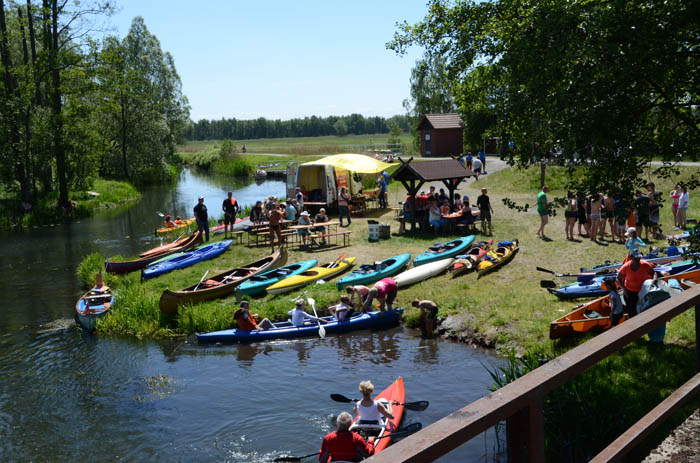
[0,2,189,214]
[184,113,412,141]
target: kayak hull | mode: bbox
[414,236,475,266]
[237,259,318,296]
[105,232,202,274]
[393,258,454,288]
[477,240,519,279]
[197,308,403,343]
[266,257,356,295]
[142,240,232,280]
[75,287,114,331]
[336,253,411,289]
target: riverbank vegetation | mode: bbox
[0,4,189,228]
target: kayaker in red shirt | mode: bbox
[616,250,656,318]
[233,301,273,330]
[362,277,398,312]
[319,412,374,463]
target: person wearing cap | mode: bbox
[625,227,646,257]
[318,411,375,463]
[233,301,273,330]
[194,196,209,242]
[222,192,240,239]
[164,214,176,228]
[616,251,656,318]
[287,298,326,327]
[297,210,314,248]
[362,277,398,313]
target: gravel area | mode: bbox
[642,409,700,463]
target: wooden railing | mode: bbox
[367,285,700,463]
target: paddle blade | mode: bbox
[319,325,326,339]
[403,400,429,411]
[540,280,557,289]
[330,393,354,403]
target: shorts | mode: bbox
[565,210,578,219]
[426,305,438,320]
[480,211,491,223]
[578,208,587,224]
[590,213,601,220]
[224,214,235,225]
[270,224,281,231]
[538,210,548,217]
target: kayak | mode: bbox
[142,240,232,280]
[197,308,403,344]
[336,253,411,290]
[105,232,202,274]
[266,256,356,295]
[139,233,196,259]
[477,239,519,279]
[155,217,196,236]
[159,248,287,315]
[413,236,475,266]
[549,271,699,339]
[580,253,696,273]
[237,259,318,296]
[350,376,406,454]
[451,240,493,278]
[75,286,113,332]
[548,260,699,300]
[393,258,454,288]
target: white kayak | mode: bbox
[393,258,454,288]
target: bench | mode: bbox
[456,219,484,235]
[247,228,298,247]
[302,230,353,249]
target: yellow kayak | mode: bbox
[267,256,356,295]
[477,239,519,278]
[155,217,196,236]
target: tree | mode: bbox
[389,0,700,198]
[387,121,402,146]
[333,119,348,136]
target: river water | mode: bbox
[0,168,503,462]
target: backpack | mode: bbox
[636,279,683,342]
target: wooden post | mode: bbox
[506,399,545,463]
[696,304,700,373]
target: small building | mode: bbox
[417,113,465,157]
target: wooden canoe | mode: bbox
[159,248,287,315]
[105,232,202,274]
[549,267,700,339]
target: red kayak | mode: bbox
[106,232,201,274]
[350,377,405,454]
[451,239,493,278]
[140,234,194,258]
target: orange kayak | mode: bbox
[350,377,405,454]
[155,217,195,236]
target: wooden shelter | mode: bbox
[417,113,465,157]
[390,157,475,232]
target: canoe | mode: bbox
[477,239,519,279]
[548,260,699,300]
[350,376,405,454]
[196,308,403,344]
[142,240,232,280]
[451,239,493,278]
[75,286,113,331]
[105,232,202,274]
[266,256,356,295]
[212,216,252,235]
[155,217,196,236]
[393,258,454,288]
[336,253,411,289]
[237,259,318,296]
[413,235,475,266]
[159,248,287,315]
[549,268,700,339]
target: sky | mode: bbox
[109,0,429,121]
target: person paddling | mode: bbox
[287,298,326,327]
[318,412,374,463]
[353,380,393,436]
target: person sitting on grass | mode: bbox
[288,298,326,327]
[233,300,273,330]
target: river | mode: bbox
[0,168,503,462]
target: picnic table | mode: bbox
[288,220,352,248]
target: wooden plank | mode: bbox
[366,286,700,463]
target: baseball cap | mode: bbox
[625,227,636,236]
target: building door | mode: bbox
[425,133,431,156]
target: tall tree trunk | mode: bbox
[17,6,35,205]
[0,0,32,207]
[48,0,69,209]
[120,90,129,179]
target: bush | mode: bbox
[212,158,254,177]
[77,252,105,288]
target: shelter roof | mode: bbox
[300,153,393,173]
[390,158,474,183]
[417,113,465,130]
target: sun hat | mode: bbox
[625,227,636,236]
[301,211,310,216]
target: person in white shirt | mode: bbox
[287,299,325,327]
[353,380,394,436]
[329,295,352,321]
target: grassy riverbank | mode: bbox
[1,179,141,230]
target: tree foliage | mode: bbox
[388,0,700,198]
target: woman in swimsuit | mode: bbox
[564,192,577,240]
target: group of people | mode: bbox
[534,182,691,243]
[398,185,493,236]
[460,150,487,176]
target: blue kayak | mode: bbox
[142,240,232,280]
[336,253,411,289]
[414,236,475,266]
[549,261,698,300]
[197,308,403,344]
[237,259,318,296]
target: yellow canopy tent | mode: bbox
[300,153,394,173]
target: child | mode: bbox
[625,227,646,257]
[329,295,353,321]
[604,278,625,327]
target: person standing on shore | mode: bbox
[670,185,681,229]
[194,196,209,242]
[616,250,655,319]
[678,186,690,229]
[338,186,351,227]
[268,202,284,251]
[536,185,549,239]
[222,192,240,239]
[476,188,493,235]
[478,150,486,174]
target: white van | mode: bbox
[286,162,363,209]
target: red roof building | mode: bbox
[417,113,465,157]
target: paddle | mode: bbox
[193,270,210,291]
[329,253,346,269]
[308,297,326,339]
[540,280,557,289]
[156,211,165,217]
[329,393,429,412]
[272,423,423,462]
